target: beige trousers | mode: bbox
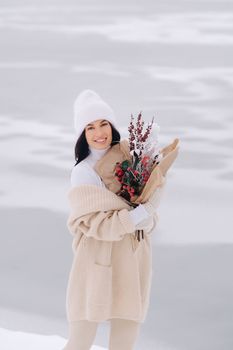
[62,318,141,350]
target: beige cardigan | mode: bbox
[65,137,179,323]
[65,184,159,323]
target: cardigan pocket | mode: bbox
[87,262,112,306]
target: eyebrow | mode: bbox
[86,119,108,126]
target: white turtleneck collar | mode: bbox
[85,144,111,167]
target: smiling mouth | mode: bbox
[95,138,107,143]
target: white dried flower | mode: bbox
[147,122,160,142]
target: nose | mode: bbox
[94,127,106,138]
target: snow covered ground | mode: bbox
[0,326,178,350]
[0,327,106,350]
[0,0,232,349]
[0,327,68,350]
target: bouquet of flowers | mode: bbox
[93,111,179,242]
[114,112,163,207]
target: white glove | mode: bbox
[134,213,158,233]
[128,176,166,233]
[128,202,157,234]
[128,203,150,226]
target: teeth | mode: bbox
[95,138,106,142]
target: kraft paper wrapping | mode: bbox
[94,138,180,204]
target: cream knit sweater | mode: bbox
[70,145,156,230]
[66,183,156,322]
[65,145,164,323]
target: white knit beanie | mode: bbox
[73,89,117,139]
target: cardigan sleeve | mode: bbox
[67,208,136,242]
[68,164,155,239]
[67,161,166,240]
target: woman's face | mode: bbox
[85,119,112,149]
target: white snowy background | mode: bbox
[0,0,232,349]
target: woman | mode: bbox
[63,89,166,350]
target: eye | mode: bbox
[87,122,108,130]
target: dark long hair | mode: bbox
[74,122,121,166]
